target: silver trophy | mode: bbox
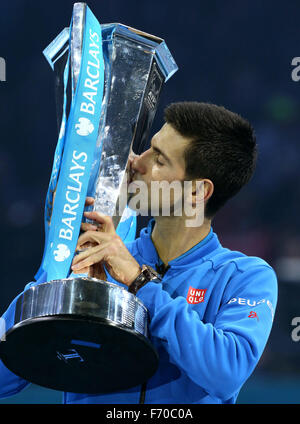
[0,3,177,394]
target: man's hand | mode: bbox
[73,196,102,277]
[71,207,141,287]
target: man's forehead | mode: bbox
[153,123,190,153]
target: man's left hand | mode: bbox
[71,211,141,287]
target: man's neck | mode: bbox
[151,215,212,266]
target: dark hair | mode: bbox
[164,101,257,219]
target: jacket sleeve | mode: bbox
[0,272,51,398]
[136,264,278,401]
[0,294,30,398]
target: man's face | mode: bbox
[128,123,192,216]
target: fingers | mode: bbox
[81,222,99,232]
[76,230,112,250]
[83,211,115,233]
[75,204,116,275]
[73,243,102,265]
[72,243,107,271]
[85,197,95,207]
[73,265,90,274]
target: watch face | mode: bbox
[144,266,161,281]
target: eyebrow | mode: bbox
[151,141,172,164]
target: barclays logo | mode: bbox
[75,117,94,136]
[54,243,71,262]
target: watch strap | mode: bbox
[128,265,161,295]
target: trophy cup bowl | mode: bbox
[0,278,158,393]
[0,3,178,394]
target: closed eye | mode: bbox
[150,139,171,166]
[154,151,164,166]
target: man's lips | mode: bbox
[127,160,145,186]
[128,166,141,185]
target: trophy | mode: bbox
[0,3,177,394]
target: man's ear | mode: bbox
[191,179,214,207]
[183,179,213,228]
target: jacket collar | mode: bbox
[136,218,222,269]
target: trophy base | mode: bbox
[0,278,159,394]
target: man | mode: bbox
[0,102,277,404]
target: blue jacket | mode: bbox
[0,220,277,404]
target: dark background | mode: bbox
[0,0,300,404]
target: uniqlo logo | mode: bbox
[187,286,207,304]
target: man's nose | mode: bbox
[131,149,149,175]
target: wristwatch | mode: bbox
[128,265,162,295]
